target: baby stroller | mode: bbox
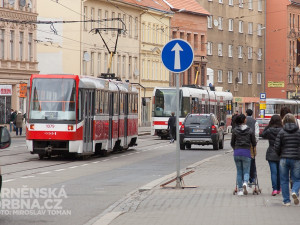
[233,156,262,195]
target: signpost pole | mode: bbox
[175,72,181,188]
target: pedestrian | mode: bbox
[274,113,300,206]
[280,106,291,120]
[15,111,24,136]
[262,114,283,196]
[10,109,16,132]
[168,112,176,143]
[231,110,239,130]
[245,109,259,185]
[231,114,256,196]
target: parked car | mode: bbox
[256,118,270,137]
[179,113,225,150]
[0,126,11,194]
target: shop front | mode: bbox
[0,85,12,125]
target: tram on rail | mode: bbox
[26,74,138,159]
[151,86,233,138]
[265,98,300,119]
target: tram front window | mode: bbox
[29,78,76,121]
[265,104,275,114]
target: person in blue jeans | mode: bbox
[262,115,282,196]
[231,114,256,196]
[274,113,300,206]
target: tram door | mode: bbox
[124,94,128,146]
[83,89,94,153]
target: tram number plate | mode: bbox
[193,129,203,133]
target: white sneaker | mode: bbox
[237,190,244,196]
[243,182,248,195]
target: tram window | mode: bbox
[120,93,124,114]
[128,94,132,113]
[95,91,100,114]
[113,93,118,115]
[78,90,83,121]
[134,94,138,113]
[181,97,190,117]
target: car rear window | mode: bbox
[257,119,270,124]
[185,115,211,125]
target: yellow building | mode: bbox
[0,0,38,124]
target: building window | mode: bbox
[258,48,262,60]
[111,12,115,32]
[238,46,243,58]
[207,16,212,28]
[10,31,14,60]
[105,11,108,34]
[239,21,243,33]
[239,0,243,8]
[248,72,252,84]
[91,8,94,30]
[238,71,243,83]
[147,60,151,80]
[194,34,198,50]
[229,19,233,31]
[248,47,253,59]
[28,33,32,61]
[248,22,253,34]
[129,16,132,37]
[248,0,253,10]
[218,43,223,56]
[257,24,263,36]
[83,51,87,75]
[122,56,126,78]
[257,72,262,84]
[229,0,233,6]
[201,35,205,51]
[218,17,223,30]
[258,0,262,12]
[133,57,137,77]
[98,53,101,75]
[207,42,213,55]
[219,0,223,4]
[0,29,4,59]
[117,55,120,77]
[90,52,94,75]
[19,32,23,61]
[128,56,132,78]
[134,17,138,38]
[228,44,233,57]
[228,70,233,83]
[218,70,223,82]
[98,9,102,28]
[0,0,3,7]
[84,6,87,31]
[104,53,108,73]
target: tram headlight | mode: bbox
[68,125,74,131]
[30,124,35,130]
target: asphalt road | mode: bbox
[0,134,239,225]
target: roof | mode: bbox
[121,0,172,14]
[162,0,210,16]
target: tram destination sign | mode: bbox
[161,39,194,73]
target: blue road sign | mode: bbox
[161,39,194,73]
[260,93,266,100]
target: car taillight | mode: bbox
[68,125,74,131]
[30,124,35,130]
[211,125,217,134]
[180,125,185,134]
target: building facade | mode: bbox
[0,0,38,124]
[266,0,300,99]
[164,0,209,87]
[197,0,265,114]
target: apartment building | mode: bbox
[266,0,300,99]
[0,0,38,124]
[197,0,265,114]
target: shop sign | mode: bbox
[234,97,243,102]
[19,84,27,98]
[268,81,284,88]
[0,85,12,96]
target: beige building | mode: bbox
[197,0,265,111]
[0,0,38,124]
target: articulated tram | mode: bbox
[265,98,300,119]
[26,74,138,159]
[151,86,233,139]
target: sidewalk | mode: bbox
[94,141,300,225]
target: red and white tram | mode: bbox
[26,74,138,159]
[151,86,233,139]
[265,98,300,119]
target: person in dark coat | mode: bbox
[274,113,300,206]
[10,109,17,132]
[262,114,283,196]
[231,114,256,196]
[231,110,239,130]
[168,112,176,143]
[15,111,24,136]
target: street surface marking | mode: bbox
[3,179,15,183]
[92,161,100,164]
[81,164,89,167]
[21,176,35,179]
[39,171,51,174]
[55,169,65,172]
[69,166,79,169]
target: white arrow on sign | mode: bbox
[171,43,183,70]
